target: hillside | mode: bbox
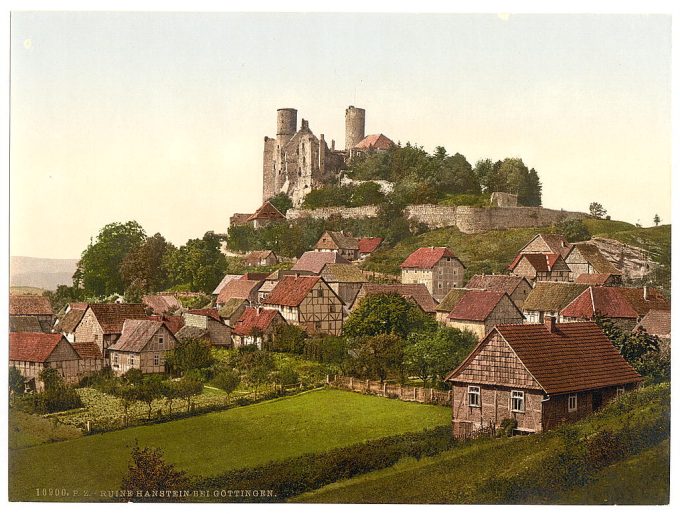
[362,220,670,290]
[295,383,670,505]
[10,256,78,291]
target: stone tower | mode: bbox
[345,106,365,151]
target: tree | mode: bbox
[212,368,241,402]
[121,443,190,500]
[164,231,227,293]
[74,221,147,297]
[240,350,275,398]
[161,380,180,415]
[653,214,661,226]
[351,334,405,382]
[175,373,204,412]
[120,233,176,293]
[589,202,607,219]
[270,324,308,353]
[165,338,214,376]
[473,158,495,192]
[9,366,25,399]
[39,367,63,392]
[268,192,293,215]
[136,375,164,420]
[42,285,84,314]
[344,293,436,340]
[118,385,139,426]
[555,219,591,242]
[273,365,299,393]
[122,368,144,386]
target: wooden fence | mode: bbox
[327,375,452,406]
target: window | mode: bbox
[153,354,160,366]
[129,355,135,367]
[317,288,323,298]
[616,386,625,397]
[94,334,99,342]
[468,386,480,407]
[511,390,525,412]
[329,304,336,313]
[568,394,578,412]
[113,354,118,365]
[158,337,164,348]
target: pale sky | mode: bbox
[10,12,671,259]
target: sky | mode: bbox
[10,12,672,259]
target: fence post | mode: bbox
[383,382,387,396]
[430,388,433,402]
[399,385,403,398]
[326,374,330,384]
[366,379,370,392]
[349,376,353,389]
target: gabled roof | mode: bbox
[72,342,103,360]
[520,233,572,258]
[9,333,74,362]
[523,282,589,312]
[435,288,471,313]
[354,133,395,151]
[244,250,276,265]
[321,263,366,283]
[186,308,222,322]
[9,316,45,333]
[147,315,185,335]
[108,319,168,353]
[634,309,671,338]
[216,279,262,305]
[241,272,270,281]
[465,274,529,296]
[88,304,148,334]
[292,251,351,274]
[54,305,88,334]
[218,297,248,319]
[315,231,359,251]
[357,284,437,313]
[232,307,283,336]
[447,291,509,322]
[212,274,243,295]
[175,325,208,341]
[400,247,462,270]
[142,294,182,315]
[9,295,53,316]
[264,276,322,307]
[246,201,285,222]
[616,287,670,317]
[561,287,668,320]
[447,322,642,395]
[568,243,622,275]
[574,273,616,285]
[509,253,568,273]
[358,237,383,254]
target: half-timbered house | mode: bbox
[108,319,178,375]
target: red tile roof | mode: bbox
[147,315,185,334]
[54,306,87,334]
[9,295,53,316]
[246,201,285,222]
[264,276,322,307]
[447,322,642,395]
[216,279,262,305]
[244,250,275,265]
[356,284,437,313]
[616,287,670,317]
[88,304,148,334]
[447,291,507,321]
[561,287,668,320]
[71,341,103,360]
[187,308,222,322]
[574,273,615,285]
[465,274,528,295]
[509,253,568,273]
[292,251,351,274]
[315,231,359,251]
[9,333,73,362]
[634,309,671,338]
[400,247,461,270]
[241,272,270,281]
[358,237,383,254]
[354,133,395,150]
[212,274,243,295]
[142,294,182,315]
[232,307,282,336]
[520,234,572,257]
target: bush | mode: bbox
[498,418,517,437]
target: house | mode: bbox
[465,274,533,310]
[181,309,232,346]
[241,272,271,281]
[565,243,623,283]
[9,333,81,391]
[574,273,621,286]
[560,286,670,330]
[246,201,286,229]
[215,279,262,308]
[445,319,642,439]
[357,237,383,260]
[507,253,572,283]
[262,275,344,335]
[444,291,524,339]
[435,288,472,324]
[232,307,286,349]
[108,319,178,375]
[320,263,367,307]
[73,303,148,355]
[243,250,279,267]
[400,247,466,301]
[314,231,360,261]
[147,315,185,335]
[517,233,572,257]
[350,133,396,158]
[258,269,315,302]
[218,297,249,327]
[142,294,182,315]
[9,316,49,333]
[352,283,438,315]
[53,302,89,341]
[9,295,54,328]
[522,282,589,323]
[212,274,243,296]
[634,309,671,341]
[71,342,106,376]
[292,250,351,274]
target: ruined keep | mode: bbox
[263,106,374,207]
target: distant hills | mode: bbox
[10,256,79,291]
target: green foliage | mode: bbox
[589,201,607,219]
[164,231,227,293]
[268,192,293,215]
[269,323,308,353]
[555,219,591,242]
[121,443,190,500]
[16,369,84,414]
[438,193,491,207]
[9,408,82,449]
[123,278,146,303]
[174,373,205,412]
[212,368,240,400]
[344,293,436,340]
[273,365,300,392]
[350,334,405,383]
[120,233,176,293]
[74,221,147,297]
[136,375,165,420]
[473,158,542,206]
[498,418,518,437]
[239,350,276,395]
[175,293,212,310]
[9,366,25,398]
[42,285,84,313]
[653,214,661,226]
[122,368,144,387]
[165,338,214,376]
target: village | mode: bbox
[8,104,671,504]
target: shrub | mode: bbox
[498,418,517,437]
[121,443,190,501]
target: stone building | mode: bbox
[73,303,148,355]
[181,309,232,346]
[243,250,279,267]
[108,320,178,376]
[564,242,623,283]
[400,247,466,301]
[446,320,642,438]
[443,291,524,339]
[314,231,360,261]
[319,263,367,308]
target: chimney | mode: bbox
[643,285,648,301]
[545,315,557,333]
[331,139,335,151]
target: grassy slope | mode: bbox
[362,219,670,278]
[9,389,449,501]
[295,384,669,505]
[9,410,82,450]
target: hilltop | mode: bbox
[10,256,79,291]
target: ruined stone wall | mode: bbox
[287,205,379,220]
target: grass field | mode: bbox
[9,388,449,502]
[295,384,670,504]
